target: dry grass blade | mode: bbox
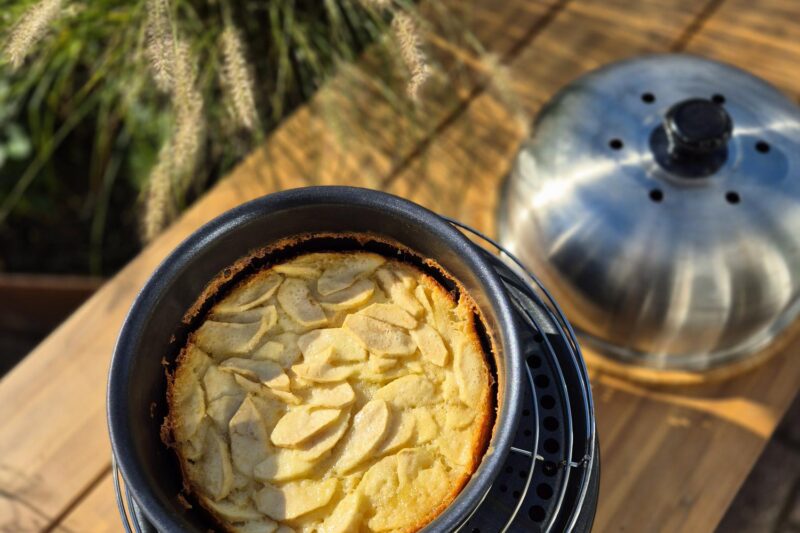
[145,0,175,92]
[3,0,65,70]
[392,11,430,101]
[220,25,259,131]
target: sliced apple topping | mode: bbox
[335,399,390,473]
[454,338,486,405]
[207,395,244,431]
[255,478,339,520]
[376,409,416,455]
[445,403,476,429]
[235,520,280,533]
[415,284,434,317]
[291,352,358,383]
[220,358,290,391]
[414,407,439,444]
[343,314,415,356]
[319,492,363,533]
[410,324,449,366]
[318,279,375,310]
[198,428,234,500]
[229,397,270,476]
[277,278,327,328]
[203,365,240,403]
[273,256,322,279]
[317,253,385,295]
[271,407,341,447]
[358,303,417,329]
[375,268,423,316]
[295,412,350,460]
[305,382,355,408]
[253,448,317,483]
[252,332,301,367]
[201,496,262,522]
[195,308,276,357]
[298,328,367,363]
[210,305,277,325]
[374,375,436,408]
[215,273,283,313]
[172,371,206,443]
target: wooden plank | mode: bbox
[0,1,562,531]
[687,0,800,98]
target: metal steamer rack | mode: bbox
[112,220,598,533]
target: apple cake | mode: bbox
[166,248,494,533]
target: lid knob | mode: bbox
[651,98,732,178]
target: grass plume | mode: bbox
[392,11,430,101]
[3,0,65,70]
[219,25,259,131]
[144,0,175,93]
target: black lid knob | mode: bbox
[664,98,733,156]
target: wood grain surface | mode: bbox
[1,0,798,532]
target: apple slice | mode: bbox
[317,253,385,295]
[253,449,317,483]
[201,496,262,522]
[255,478,339,520]
[374,375,436,408]
[454,338,487,405]
[305,382,355,408]
[298,328,367,363]
[376,409,415,455]
[196,428,234,500]
[319,493,363,533]
[215,272,283,313]
[229,397,270,476]
[194,308,276,357]
[335,399,390,473]
[343,314,416,357]
[220,358,290,391]
[375,268,423,316]
[358,303,417,329]
[277,278,327,328]
[271,407,341,447]
[410,324,449,366]
[318,279,375,310]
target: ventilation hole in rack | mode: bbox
[534,374,550,388]
[541,395,555,409]
[537,483,554,500]
[519,470,528,479]
[609,138,624,150]
[529,505,546,523]
[543,416,559,431]
[543,438,560,454]
[513,490,521,499]
[533,332,544,343]
[505,466,513,474]
[756,140,771,153]
[641,92,655,103]
[524,429,532,437]
[649,188,664,203]
[528,354,542,369]
[712,93,726,104]
[499,484,508,493]
[543,461,558,476]
[726,191,741,204]
[523,408,531,417]
[472,529,480,533]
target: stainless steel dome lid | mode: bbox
[499,54,800,372]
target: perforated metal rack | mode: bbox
[112,221,598,533]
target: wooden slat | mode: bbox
[0,1,562,531]
[687,0,800,98]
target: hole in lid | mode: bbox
[499,484,508,493]
[641,92,655,103]
[527,354,542,369]
[472,529,480,533]
[609,138,624,150]
[513,490,521,499]
[649,189,664,203]
[543,438,560,454]
[529,505,546,522]
[543,461,558,476]
[541,395,556,409]
[533,332,544,343]
[534,374,550,388]
[505,466,513,474]
[726,191,741,204]
[523,408,531,417]
[524,429,532,437]
[519,470,528,479]
[537,483,554,500]
[712,93,726,104]
[756,140,771,153]
[544,416,559,431]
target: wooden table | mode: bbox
[2,0,799,531]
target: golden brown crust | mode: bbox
[165,234,498,533]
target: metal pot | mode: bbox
[107,187,526,532]
[500,54,800,372]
